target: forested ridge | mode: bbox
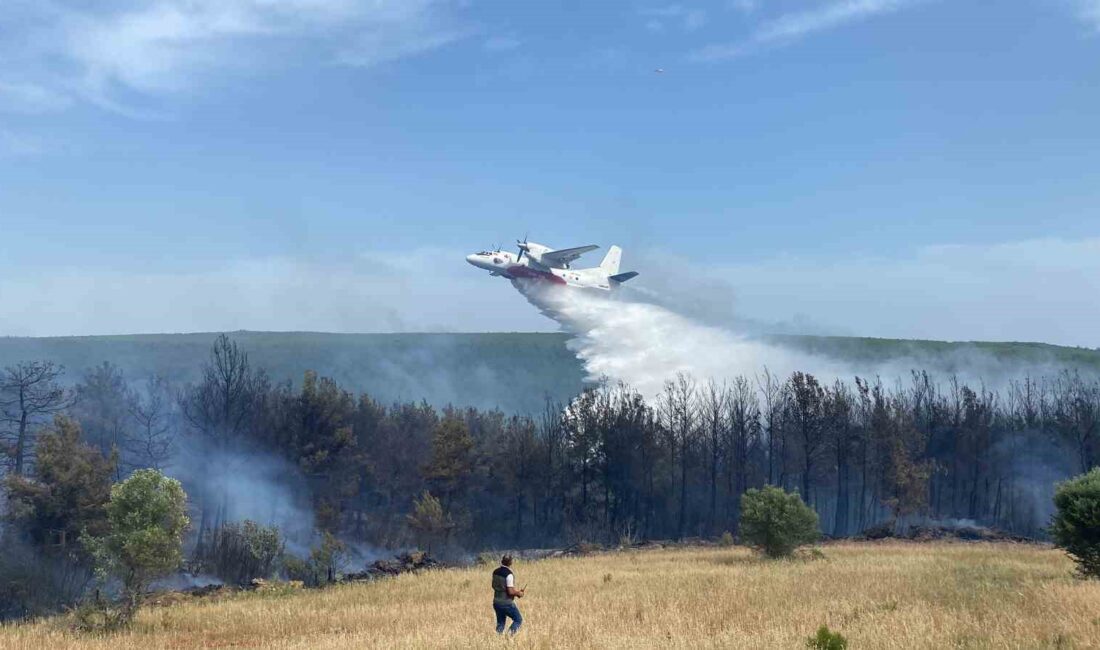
[0,332,585,415]
[2,333,1099,619]
[3,331,1098,414]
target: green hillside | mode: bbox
[0,332,585,414]
[1,331,1098,414]
[768,334,1100,373]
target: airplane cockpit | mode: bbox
[466,250,513,272]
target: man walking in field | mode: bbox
[491,554,525,635]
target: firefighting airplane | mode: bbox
[466,238,639,291]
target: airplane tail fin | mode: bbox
[609,271,639,284]
[599,246,622,275]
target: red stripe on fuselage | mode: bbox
[507,265,567,285]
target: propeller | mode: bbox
[516,233,529,261]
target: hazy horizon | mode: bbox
[3,1,1099,345]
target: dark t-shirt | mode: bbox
[492,566,514,605]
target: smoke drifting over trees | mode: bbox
[1,319,1098,619]
[4,335,1094,547]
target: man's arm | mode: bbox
[505,574,524,598]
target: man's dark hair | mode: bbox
[501,554,513,566]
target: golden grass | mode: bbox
[3,542,1099,649]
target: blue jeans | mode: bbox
[494,601,522,634]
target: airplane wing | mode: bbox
[541,245,598,267]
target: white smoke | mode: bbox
[172,436,317,551]
[512,279,1090,398]
[514,280,846,398]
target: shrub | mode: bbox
[406,491,453,554]
[83,469,189,624]
[576,541,602,555]
[310,532,347,585]
[476,551,500,566]
[1050,468,1100,579]
[200,520,284,586]
[70,597,128,633]
[806,625,847,650]
[618,523,639,548]
[283,532,348,587]
[740,486,820,559]
[718,531,735,547]
[0,535,93,622]
[281,554,313,585]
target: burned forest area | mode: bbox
[2,333,1099,621]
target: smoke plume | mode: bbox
[516,280,845,398]
[516,279,1092,397]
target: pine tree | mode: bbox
[4,415,116,551]
[424,416,474,507]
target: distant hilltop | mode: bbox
[0,331,1097,414]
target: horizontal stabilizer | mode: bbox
[609,271,638,283]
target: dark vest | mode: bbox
[492,566,514,605]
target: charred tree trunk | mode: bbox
[709,442,719,536]
[833,446,850,537]
[678,448,688,540]
[14,410,28,476]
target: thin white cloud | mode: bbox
[330,1,472,67]
[706,237,1100,347]
[640,4,708,32]
[0,130,48,157]
[757,0,912,42]
[685,9,709,30]
[1,0,470,115]
[0,81,72,114]
[729,0,760,14]
[337,26,469,67]
[1078,0,1100,30]
[691,0,921,61]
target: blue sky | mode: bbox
[2,0,1099,344]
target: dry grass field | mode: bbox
[2,542,1099,649]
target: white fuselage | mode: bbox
[465,250,612,290]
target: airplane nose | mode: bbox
[465,254,478,266]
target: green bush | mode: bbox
[200,520,284,586]
[310,532,347,585]
[281,554,313,585]
[1050,468,1100,579]
[283,533,348,587]
[718,531,735,547]
[806,625,847,650]
[740,486,820,559]
[70,597,128,633]
[82,469,189,625]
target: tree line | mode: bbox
[3,336,1099,578]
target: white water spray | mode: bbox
[515,281,845,399]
